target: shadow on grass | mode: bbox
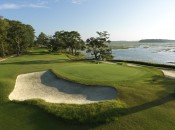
[0,102,98,130]
[27,51,50,55]
[124,94,175,116]
[0,59,67,65]
[26,51,69,56]
[123,75,175,115]
[145,75,175,97]
[0,59,91,65]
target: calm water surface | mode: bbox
[112,42,175,65]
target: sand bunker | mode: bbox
[9,71,116,104]
[161,69,175,79]
[127,63,140,67]
[0,59,6,62]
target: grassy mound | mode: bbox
[20,99,126,124]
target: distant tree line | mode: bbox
[0,16,35,57]
[36,31,113,60]
[139,39,175,43]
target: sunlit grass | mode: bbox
[0,48,175,129]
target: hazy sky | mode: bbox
[1,0,175,41]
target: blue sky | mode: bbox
[1,0,175,41]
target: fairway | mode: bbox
[0,48,175,130]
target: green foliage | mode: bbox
[43,31,85,55]
[75,52,81,56]
[0,16,10,57]
[86,31,113,60]
[8,20,35,56]
[0,16,35,57]
[35,32,49,47]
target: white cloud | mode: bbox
[0,1,49,10]
[0,3,20,10]
[0,0,86,10]
[72,0,86,4]
[29,4,48,8]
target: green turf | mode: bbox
[0,48,175,129]
[53,63,160,84]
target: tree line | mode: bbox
[0,16,113,60]
[36,31,85,56]
[0,16,35,57]
[36,31,113,60]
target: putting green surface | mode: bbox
[53,63,160,83]
[0,48,175,130]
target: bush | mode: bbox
[75,52,81,56]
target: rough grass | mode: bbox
[0,48,175,129]
[19,99,126,124]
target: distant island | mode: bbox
[139,39,175,43]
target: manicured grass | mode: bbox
[53,63,161,84]
[52,63,168,106]
[0,48,175,129]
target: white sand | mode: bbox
[0,59,6,62]
[9,71,116,104]
[161,70,175,79]
[127,63,140,67]
[101,61,116,65]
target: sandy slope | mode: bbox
[127,63,140,67]
[9,71,116,104]
[161,70,175,79]
[0,59,6,62]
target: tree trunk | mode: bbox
[68,47,71,53]
[1,42,5,57]
[71,48,74,55]
[75,47,77,55]
[94,52,98,59]
[16,42,20,56]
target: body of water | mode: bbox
[112,42,175,65]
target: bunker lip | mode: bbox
[9,71,117,104]
[127,63,140,67]
[161,69,175,79]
